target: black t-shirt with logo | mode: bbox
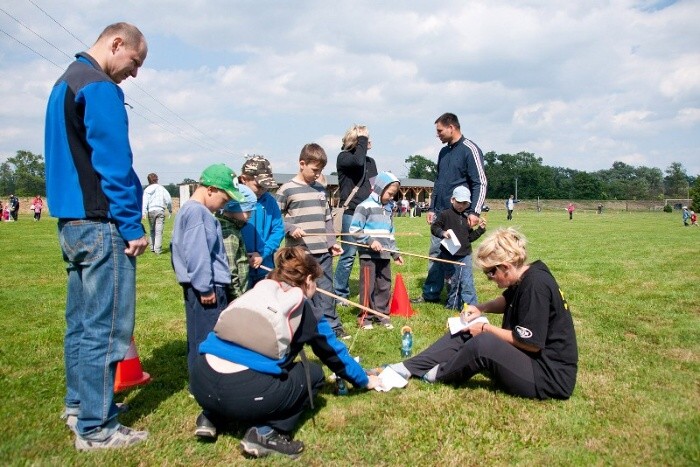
[502,260,578,399]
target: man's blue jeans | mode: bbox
[421,234,447,301]
[59,219,136,440]
[333,213,357,299]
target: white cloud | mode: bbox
[659,55,700,100]
[1,0,699,183]
[676,108,700,126]
[611,110,654,131]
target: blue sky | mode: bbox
[1,0,698,185]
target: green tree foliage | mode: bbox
[405,155,437,181]
[689,177,700,212]
[0,150,45,196]
[164,183,179,198]
[594,162,663,200]
[664,162,691,199]
[481,152,691,201]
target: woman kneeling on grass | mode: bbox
[387,227,578,399]
[190,246,380,459]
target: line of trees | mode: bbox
[2,149,698,210]
[405,152,698,207]
[0,150,186,198]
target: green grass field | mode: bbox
[0,209,698,466]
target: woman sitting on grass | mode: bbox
[190,246,380,459]
[387,227,578,399]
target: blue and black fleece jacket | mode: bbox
[44,52,144,241]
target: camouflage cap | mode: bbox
[241,155,278,189]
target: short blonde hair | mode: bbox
[341,125,368,151]
[474,228,528,270]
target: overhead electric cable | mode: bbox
[0,26,64,69]
[12,0,241,159]
[26,0,88,48]
[0,6,73,61]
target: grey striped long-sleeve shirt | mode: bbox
[275,179,333,254]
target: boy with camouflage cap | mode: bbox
[238,155,285,287]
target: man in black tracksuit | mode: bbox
[413,113,488,303]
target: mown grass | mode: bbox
[0,209,698,466]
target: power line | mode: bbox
[0,19,226,157]
[26,0,88,48]
[0,5,73,61]
[0,26,64,70]
[5,0,240,159]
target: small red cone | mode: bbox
[114,337,151,392]
[390,273,415,317]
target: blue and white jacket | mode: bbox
[241,191,285,284]
[44,52,144,241]
[349,172,400,261]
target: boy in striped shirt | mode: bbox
[275,143,350,339]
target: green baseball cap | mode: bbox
[199,164,243,201]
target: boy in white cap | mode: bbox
[430,185,486,310]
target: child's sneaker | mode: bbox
[194,412,217,439]
[357,316,373,330]
[240,426,304,459]
[74,425,148,451]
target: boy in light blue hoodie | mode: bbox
[349,172,404,328]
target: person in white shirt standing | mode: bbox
[506,194,515,221]
[142,173,172,254]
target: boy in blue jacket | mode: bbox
[238,156,285,286]
[349,172,404,328]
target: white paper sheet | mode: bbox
[447,315,489,335]
[440,229,461,255]
[374,366,409,392]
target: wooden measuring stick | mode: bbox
[303,231,421,237]
[339,239,465,266]
[257,265,389,320]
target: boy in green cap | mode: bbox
[170,163,242,436]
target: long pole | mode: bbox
[257,265,389,320]
[339,239,465,266]
[304,232,421,237]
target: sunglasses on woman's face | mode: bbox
[484,266,500,278]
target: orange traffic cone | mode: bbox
[114,337,151,392]
[390,273,415,317]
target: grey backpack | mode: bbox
[213,279,304,359]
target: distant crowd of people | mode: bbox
[0,194,43,222]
